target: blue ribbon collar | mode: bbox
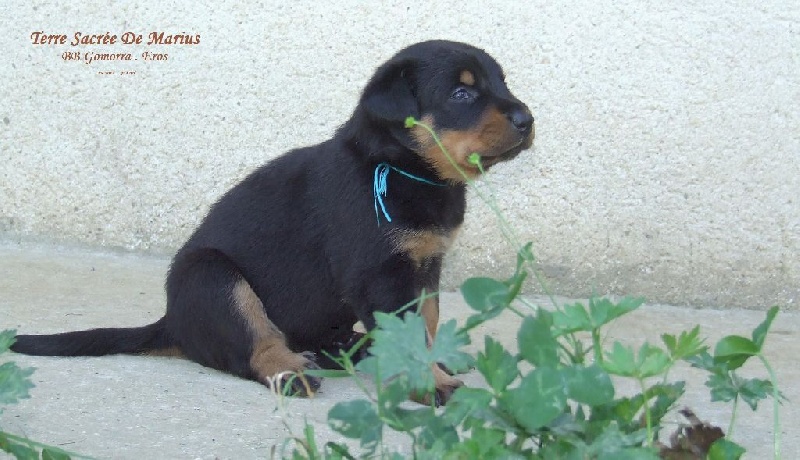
[373,163,445,225]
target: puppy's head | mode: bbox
[360,40,534,183]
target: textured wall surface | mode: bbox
[1,1,798,308]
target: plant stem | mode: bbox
[0,431,85,459]
[591,329,603,366]
[758,354,781,460]
[411,119,560,310]
[638,378,654,447]
[727,394,738,439]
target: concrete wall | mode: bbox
[1,1,797,309]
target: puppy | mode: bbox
[12,40,534,405]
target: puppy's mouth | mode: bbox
[475,130,534,170]
[479,144,523,168]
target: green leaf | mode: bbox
[504,243,533,301]
[325,442,355,460]
[647,382,686,427]
[42,450,68,460]
[602,342,637,377]
[588,297,644,330]
[587,424,653,458]
[0,362,35,405]
[590,382,684,433]
[444,426,526,460]
[503,270,528,304]
[460,306,505,333]
[707,438,746,460]
[553,297,643,336]
[687,350,728,374]
[602,342,670,379]
[416,415,460,453]
[751,306,779,350]
[739,377,776,411]
[392,406,436,431]
[380,377,414,412]
[0,330,17,354]
[499,366,566,431]
[562,365,615,406]
[598,448,660,460]
[591,396,643,430]
[714,335,759,370]
[552,302,592,335]
[460,277,510,312]
[476,337,519,393]
[518,311,560,368]
[662,325,706,361]
[706,373,739,403]
[516,242,535,265]
[357,312,433,392]
[429,319,473,373]
[328,400,383,451]
[0,433,39,460]
[303,369,351,379]
[299,422,319,459]
[355,313,470,403]
[636,343,671,378]
[441,387,494,426]
[42,448,72,460]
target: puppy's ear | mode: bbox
[361,59,419,124]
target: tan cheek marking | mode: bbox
[459,70,475,86]
[413,120,481,183]
[412,108,519,183]
[411,115,468,183]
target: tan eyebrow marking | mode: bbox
[459,70,475,86]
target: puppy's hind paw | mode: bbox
[270,351,323,397]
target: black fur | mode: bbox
[12,40,534,400]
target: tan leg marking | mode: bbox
[232,279,317,391]
[409,292,463,406]
[145,346,186,358]
[420,295,439,342]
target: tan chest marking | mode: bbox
[389,227,460,266]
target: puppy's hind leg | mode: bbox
[166,248,321,396]
[232,277,322,396]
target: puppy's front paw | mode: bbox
[434,377,463,406]
[410,365,464,406]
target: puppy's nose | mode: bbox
[507,107,533,134]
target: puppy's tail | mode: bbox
[10,318,172,357]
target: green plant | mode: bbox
[687,306,785,458]
[273,118,784,459]
[281,263,782,459]
[1,329,82,460]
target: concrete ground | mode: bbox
[1,241,797,459]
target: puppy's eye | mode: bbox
[450,86,475,102]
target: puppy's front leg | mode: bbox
[352,258,463,406]
[411,293,463,406]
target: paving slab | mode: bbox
[1,242,797,459]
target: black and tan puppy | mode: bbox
[12,40,534,405]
